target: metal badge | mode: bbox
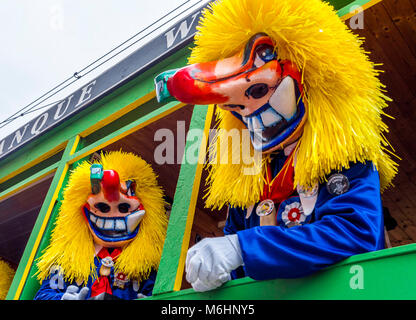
[277,197,312,228]
[281,201,305,228]
[99,256,114,277]
[256,199,275,217]
[113,271,129,289]
[326,173,350,196]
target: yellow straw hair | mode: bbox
[191,0,398,209]
[36,150,168,284]
[0,259,15,300]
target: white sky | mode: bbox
[0,0,209,140]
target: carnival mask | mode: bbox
[155,33,307,153]
[82,164,145,247]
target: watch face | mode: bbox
[326,173,350,196]
[256,199,275,216]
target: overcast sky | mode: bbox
[0,0,209,140]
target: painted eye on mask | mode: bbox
[254,44,277,66]
[95,202,111,213]
[118,203,131,213]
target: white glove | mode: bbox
[61,285,89,300]
[185,234,243,292]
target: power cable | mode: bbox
[0,0,203,129]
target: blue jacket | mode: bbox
[224,155,385,281]
[34,256,156,300]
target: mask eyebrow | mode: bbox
[241,32,270,65]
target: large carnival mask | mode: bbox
[82,164,145,247]
[155,33,306,153]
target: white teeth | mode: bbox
[89,210,143,234]
[126,210,145,233]
[90,214,97,223]
[96,218,104,229]
[261,108,282,127]
[251,116,264,130]
[104,219,114,230]
[115,219,126,231]
[246,117,253,131]
[251,133,263,150]
[268,76,297,120]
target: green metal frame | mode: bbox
[2,0,407,301]
[149,243,416,300]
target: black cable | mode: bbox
[76,0,204,79]
[0,100,60,127]
[0,0,199,128]
[76,0,193,75]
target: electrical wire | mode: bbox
[0,0,204,129]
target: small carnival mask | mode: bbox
[83,164,145,247]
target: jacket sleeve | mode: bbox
[33,270,69,300]
[138,269,157,297]
[237,161,385,280]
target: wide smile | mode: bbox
[233,76,305,151]
[83,206,145,242]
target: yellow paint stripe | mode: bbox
[13,163,69,300]
[341,0,382,21]
[0,136,78,202]
[173,104,215,291]
[79,91,156,138]
[0,170,56,202]
[69,135,81,155]
[12,135,80,300]
[1,91,154,185]
[68,102,187,165]
[0,142,66,185]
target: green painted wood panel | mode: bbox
[5,136,81,300]
[152,105,211,295]
[149,244,416,300]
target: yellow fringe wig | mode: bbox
[190,0,398,210]
[36,151,168,285]
[0,259,15,300]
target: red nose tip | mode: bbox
[167,65,228,105]
[101,170,120,202]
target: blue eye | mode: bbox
[256,44,277,63]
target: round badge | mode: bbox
[277,197,312,228]
[281,201,306,227]
[326,173,350,195]
[101,256,114,268]
[256,199,275,217]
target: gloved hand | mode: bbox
[61,285,89,300]
[185,234,243,292]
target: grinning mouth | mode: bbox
[236,76,305,151]
[83,206,145,242]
